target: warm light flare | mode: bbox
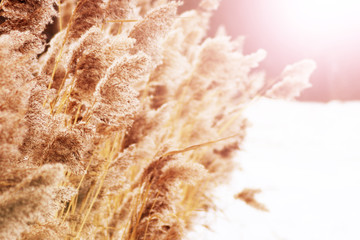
[282,0,360,46]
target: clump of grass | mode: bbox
[0,0,315,239]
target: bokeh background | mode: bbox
[181,2,360,239]
[181,0,360,102]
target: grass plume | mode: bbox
[0,0,315,239]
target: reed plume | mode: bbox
[0,0,315,239]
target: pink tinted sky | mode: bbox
[181,0,360,101]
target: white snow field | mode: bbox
[186,99,360,240]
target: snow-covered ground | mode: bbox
[187,99,360,240]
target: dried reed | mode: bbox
[0,0,315,239]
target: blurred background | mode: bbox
[181,0,360,102]
[181,2,360,239]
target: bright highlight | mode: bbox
[282,0,360,45]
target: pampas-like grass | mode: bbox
[0,0,315,239]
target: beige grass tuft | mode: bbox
[0,0,315,239]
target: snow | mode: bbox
[186,99,360,240]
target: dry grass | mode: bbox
[0,0,315,239]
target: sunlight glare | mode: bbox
[282,0,360,48]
